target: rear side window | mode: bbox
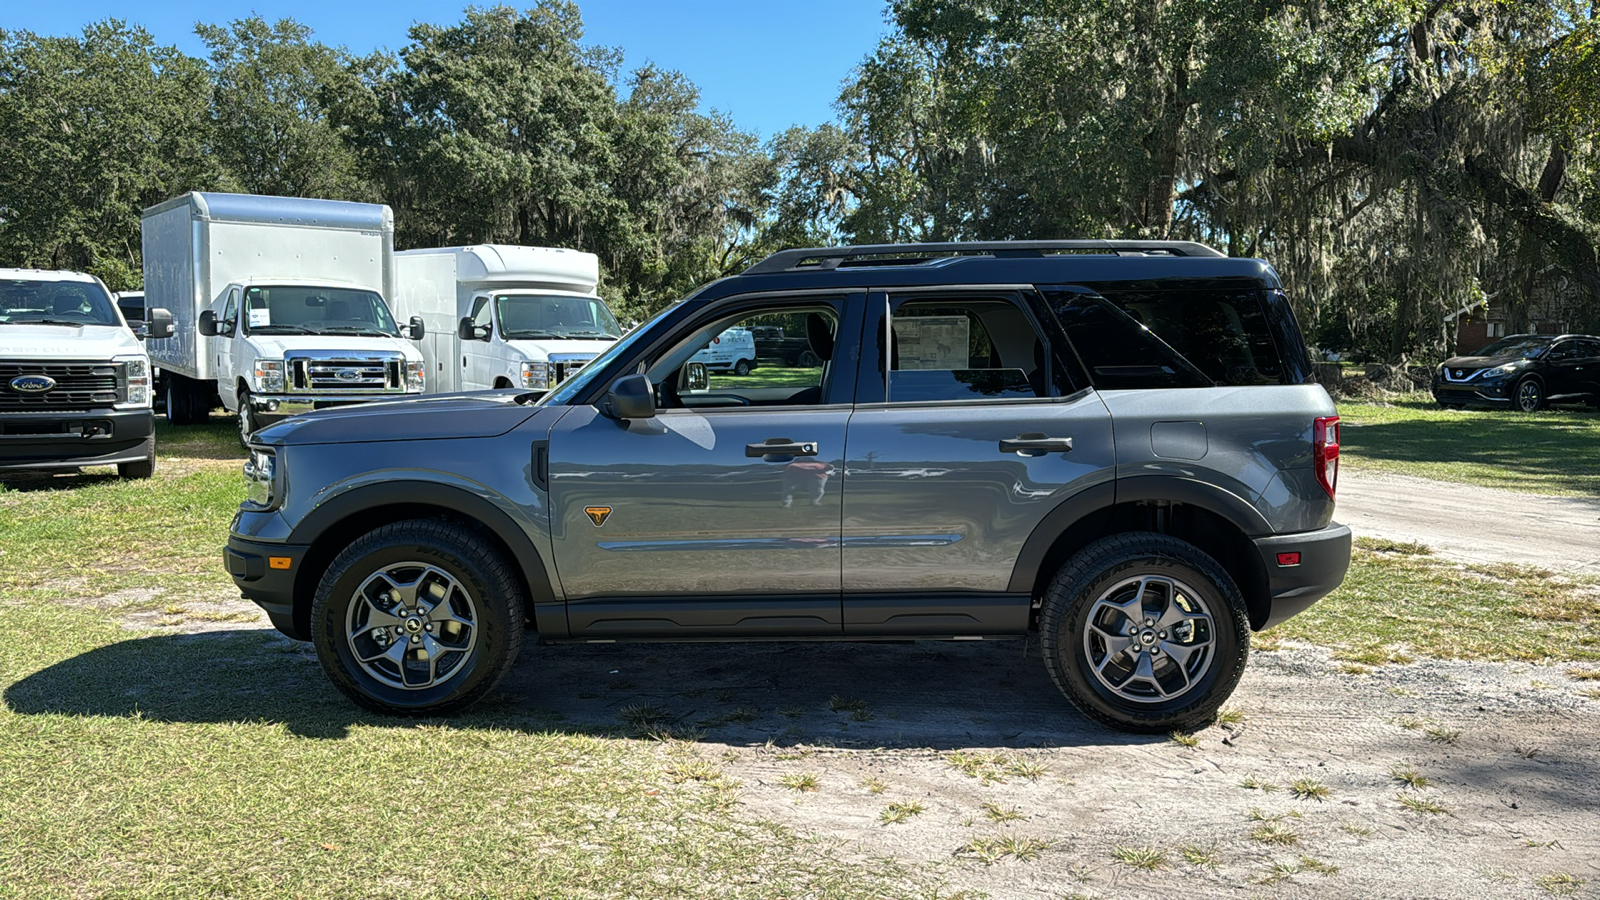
[1041,288,1286,389]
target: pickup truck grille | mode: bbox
[553,359,587,383]
[0,362,119,410]
[288,358,404,392]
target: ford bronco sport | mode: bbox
[226,241,1351,733]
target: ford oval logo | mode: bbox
[9,375,55,393]
[335,368,361,383]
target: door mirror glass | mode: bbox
[407,315,426,341]
[458,317,488,342]
[605,373,655,419]
[198,309,218,337]
[682,361,709,392]
[146,308,174,340]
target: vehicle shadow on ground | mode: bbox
[0,470,123,493]
[5,628,1152,748]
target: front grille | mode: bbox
[288,358,404,392]
[0,361,120,410]
[552,359,587,383]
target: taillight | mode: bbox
[1313,416,1340,499]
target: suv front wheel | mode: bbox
[311,519,526,715]
[1039,533,1250,733]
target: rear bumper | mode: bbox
[1252,522,1352,629]
[0,409,153,470]
[225,534,312,640]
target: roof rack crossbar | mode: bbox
[743,240,1226,274]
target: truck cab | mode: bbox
[456,289,622,391]
[198,278,425,441]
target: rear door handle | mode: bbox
[746,438,819,459]
[999,433,1074,456]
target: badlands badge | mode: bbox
[584,506,612,527]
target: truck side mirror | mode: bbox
[407,315,426,341]
[145,308,174,340]
[603,374,655,420]
[458,317,488,342]
[682,361,709,392]
[198,310,218,337]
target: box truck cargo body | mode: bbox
[392,245,619,394]
[141,192,425,440]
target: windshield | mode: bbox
[242,285,399,337]
[540,304,673,406]
[1472,335,1552,359]
[496,294,622,340]
[0,279,121,327]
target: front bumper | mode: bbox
[0,408,154,470]
[248,391,420,427]
[1431,378,1513,407]
[225,534,312,640]
[1252,522,1352,629]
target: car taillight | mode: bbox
[1313,416,1340,499]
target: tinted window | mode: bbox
[1042,290,1210,390]
[1474,335,1552,358]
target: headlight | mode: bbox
[243,448,278,509]
[520,361,550,389]
[1493,363,1518,375]
[114,355,151,408]
[405,361,425,392]
[254,359,285,392]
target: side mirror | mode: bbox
[198,310,218,337]
[682,361,709,392]
[458,317,489,342]
[146,308,174,340]
[407,315,426,341]
[604,373,655,420]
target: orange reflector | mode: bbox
[269,557,292,570]
[1276,552,1301,567]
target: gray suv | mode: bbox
[226,241,1350,733]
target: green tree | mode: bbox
[0,21,218,288]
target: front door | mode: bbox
[216,286,240,404]
[463,294,497,390]
[839,290,1115,635]
[546,292,864,637]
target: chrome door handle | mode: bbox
[1000,433,1074,456]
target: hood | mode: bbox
[243,334,422,361]
[255,390,541,445]
[1440,352,1530,371]
[0,324,142,360]
[503,336,617,359]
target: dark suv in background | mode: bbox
[225,240,1351,733]
[1433,334,1600,411]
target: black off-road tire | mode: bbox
[1039,532,1250,733]
[311,519,526,716]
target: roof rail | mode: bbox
[742,240,1226,274]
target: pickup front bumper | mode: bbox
[1251,522,1352,629]
[0,409,153,470]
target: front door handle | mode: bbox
[746,438,819,460]
[999,433,1074,456]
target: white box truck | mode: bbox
[0,269,173,478]
[392,244,620,394]
[141,192,426,442]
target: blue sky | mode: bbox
[7,1,892,139]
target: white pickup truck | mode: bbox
[0,270,173,478]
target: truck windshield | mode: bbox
[0,279,121,327]
[496,294,621,341]
[242,286,399,337]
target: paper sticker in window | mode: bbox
[894,316,969,370]
[249,308,271,328]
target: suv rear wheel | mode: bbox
[311,519,526,715]
[1039,533,1249,733]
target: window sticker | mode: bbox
[894,316,969,370]
[249,308,271,327]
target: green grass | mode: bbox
[707,367,822,390]
[1267,542,1600,663]
[1338,398,1600,496]
[0,421,911,898]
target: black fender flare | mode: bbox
[290,480,562,632]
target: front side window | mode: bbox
[242,286,399,337]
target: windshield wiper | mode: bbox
[249,325,317,335]
[561,331,619,340]
[503,330,563,339]
[7,318,87,328]
[316,325,396,338]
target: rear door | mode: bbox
[838,289,1115,635]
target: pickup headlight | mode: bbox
[243,448,278,509]
[254,359,285,392]
[405,361,425,392]
[520,361,550,389]
[114,355,152,408]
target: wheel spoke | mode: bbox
[1131,650,1167,698]
[359,638,410,668]
[1160,638,1207,668]
[357,605,406,631]
[1098,634,1134,660]
[426,595,473,630]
